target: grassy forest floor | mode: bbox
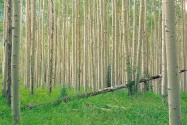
[0,75,187,125]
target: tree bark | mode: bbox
[2,0,8,97]
[7,0,12,106]
[11,0,21,123]
[30,0,36,95]
[161,0,167,102]
[165,0,182,124]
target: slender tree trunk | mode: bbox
[7,0,12,106]
[161,0,167,102]
[11,0,21,123]
[114,0,118,86]
[76,0,81,91]
[182,0,187,93]
[41,0,45,88]
[36,0,41,87]
[111,0,115,86]
[30,0,36,95]
[2,0,8,97]
[132,0,137,81]
[136,0,144,92]
[48,0,54,93]
[26,0,31,89]
[93,0,97,89]
[83,0,87,91]
[62,0,66,85]
[165,0,182,124]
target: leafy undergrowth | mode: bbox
[0,81,187,125]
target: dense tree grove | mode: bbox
[0,0,186,124]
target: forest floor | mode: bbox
[0,76,187,125]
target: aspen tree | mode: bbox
[97,1,101,89]
[62,0,67,86]
[161,0,167,102]
[145,0,149,77]
[2,0,8,97]
[56,0,62,85]
[7,0,12,106]
[77,0,81,91]
[30,0,36,95]
[154,0,159,94]
[19,0,23,80]
[53,0,57,86]
[100,0,104,89]
[182,0,187,92]
[83,0,87,91]
[111,0,115,86]
[122,0,130,83]
[87,0,90,88]
[89,0,95,90]
[136,0,144,92]
[149,1,153,81]
[26,0,31,88]
[11,0,21,123]
[74,1,77,91]
[157,0,162,94]
[41,0,45,88]
[115,0,119,85]
[48,0,54,93]
[36,0,41,87]
[165,0,182,124]
[132,0,137,80]
[142,0,146,75]
[72,0,75,89]
[66,3,70,87]
[57,0,62,86]
[142,0,148,92]
[93,0,97,89]
[103,0,107,88]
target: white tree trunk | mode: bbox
[11,0,21,123]
[165,0,182,124]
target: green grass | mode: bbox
[0,77,187,125]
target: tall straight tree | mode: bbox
[62,0,67,86]
[114,0,118,85]
[77,0,81,91]
[72,0,75,89]
[182,0,186,93]
[136,0,144,92]
[161,0,167,103]
[26,0,31,88]
[30,0,36,95]
[11,0,21,123]
[83,0,87,91]
[6,0,12,106]
[132,0,137,80]
[2,0,8,97]
[41,0,45,88]
[165,0,182,124]
[48,0,54,93]
[111,0,115,86]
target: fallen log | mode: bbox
[140,74,162,83]
[140,69,187,83]
[23,69,187,109]
[23,84,127,109]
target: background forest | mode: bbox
[0,0,187,125]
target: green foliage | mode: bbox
[0,75,187,125]
[1,88,187,125]
[127,81,135,96]
[60,84,68,98]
